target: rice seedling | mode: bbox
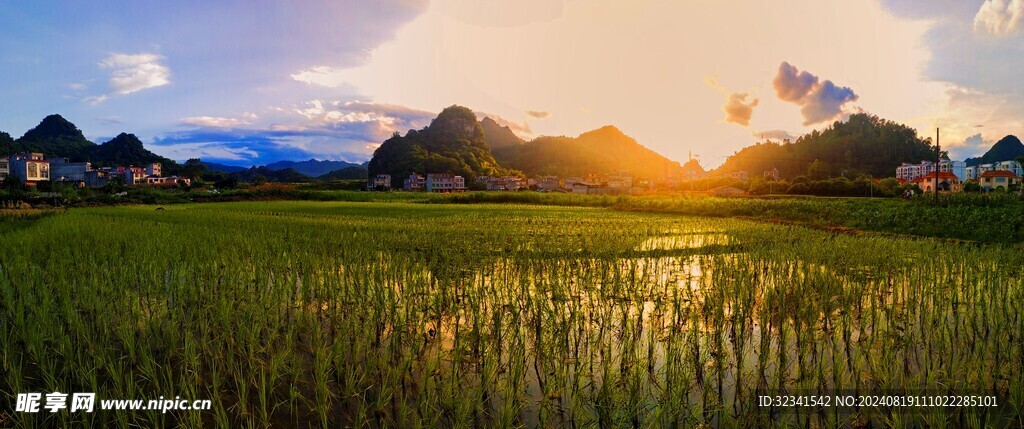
[1,200,1022,427]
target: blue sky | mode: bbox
[2,1,1023,166]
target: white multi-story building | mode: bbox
[0,157,8,179]
[996,160,1023,177]
[403,173,425,191]
[939,160,966,181]
[426,173,465,192]
[965,165,979,181]
[965,161,1020,181]
[368,174,391,190]
[897,161,936,181]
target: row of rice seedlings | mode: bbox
[1,201,1023,427]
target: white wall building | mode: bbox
[368,174,391,190]
[426,173,465,192]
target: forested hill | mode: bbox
[0,114,176,168]
[964,135,1024,166]
[367,105,514,187]
[715,113,938,179]
[492,126,683,178]
[479,117,524,150]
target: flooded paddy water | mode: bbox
[2,201,1022,427]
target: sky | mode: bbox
[1,0,1022,167]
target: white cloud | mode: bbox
[83,95,109,106]
[291,66,346,88]
[293,100,435,130]
[974,0,1024,36]
[99,53,171,95]
[181,116,251,128]
[149,142,259,161]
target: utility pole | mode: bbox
[935,128,940,205]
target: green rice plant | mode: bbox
[1,200,1023,427]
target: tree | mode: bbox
[181,159,207,180]
[716,113,937,179]
[1,176,27,192]
[807,159,829,180]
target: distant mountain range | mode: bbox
[5,111,687,185]
[263,159,365,177]
[201,162,249,174]
[965,135,1024,166]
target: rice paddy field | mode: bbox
[2,200,1023,428]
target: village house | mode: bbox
[141,176,191,186]
[368,174,391,190]
[403,173,425,191]
[964,165,979,181]
[725,171,748,181]
[122,166,148,185]
[8,153,50,184]
[966,162,1019,181]
[1,152,180,188]
[913,171,962,193]
[995,160,1023,177]
[426,173,465,192]
[979,170,1018,191]
[481,176,523,191]
[49,158,91,182]
[562,177,584,190]
[538,176,560,191]
[607,171,633,189]
[939,160,967,180]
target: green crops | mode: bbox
[1,201,1022,427]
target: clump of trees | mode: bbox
[717,113,939,180]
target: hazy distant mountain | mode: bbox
[318,166,369,180]
[231,166,312,183]
[368,105,514,187]
[264,159,363,177]
[965,135,1024,166]
[201,161,249,173]
[480,117,524,150]
[492,125,682,178]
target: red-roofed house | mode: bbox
[979,170,1018,192]
[913,171,962,193]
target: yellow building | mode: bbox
[913,171,961,193]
